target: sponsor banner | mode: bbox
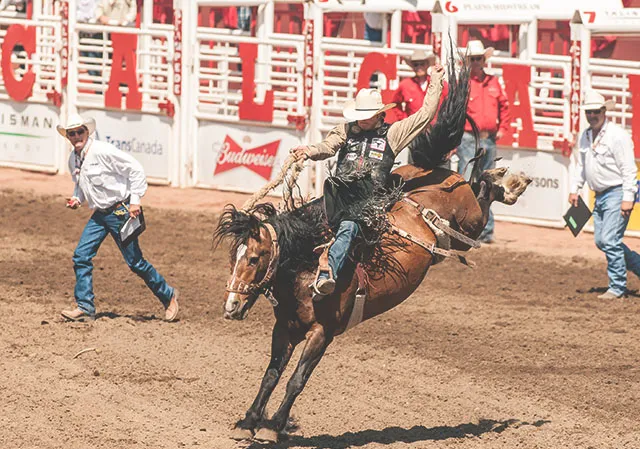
[615,162,640,233]
[81,109,171,180]
[197,122,306,193]
[0,102,58,168]
[442,0,620,21]
[492,148,569,222]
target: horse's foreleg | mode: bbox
[253,323,331,443]
[232,320,295,440]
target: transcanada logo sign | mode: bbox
[104,135,164,155]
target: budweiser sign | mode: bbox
[213,135,281,180]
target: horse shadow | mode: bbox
[246,418,550,449]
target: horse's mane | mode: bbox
[214,200,329,277]
[409,39,471,169]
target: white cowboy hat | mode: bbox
[580,90,615,111]
[466,40,494,60]
[407,49,436,64]
[56,113,96,139]
[343,89,396,122]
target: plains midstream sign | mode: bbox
[0,102,58,169]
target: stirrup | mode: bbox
[310,270,335,302]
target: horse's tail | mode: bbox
[465,114,486,186]
[408,36,471,170]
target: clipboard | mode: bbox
[563,196,592,237]
[119,208,146,246]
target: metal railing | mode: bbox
[484,55,571,150]
[73,23,174,113]
[587,57,640,134]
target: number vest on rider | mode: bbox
[335,123,396,186]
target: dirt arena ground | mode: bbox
[2,168,640,449]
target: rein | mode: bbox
[225,222,280,307]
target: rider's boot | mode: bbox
[312,221,359,301]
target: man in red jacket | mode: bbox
[389,49,448,123]
[457,40,511,243]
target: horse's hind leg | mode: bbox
[231,320,295,440]
[253,323,332,443]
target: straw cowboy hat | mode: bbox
[580,90,615,111]
[407,49,436,64]
[343,89,396,122]
[56,113,96,139]
[466,40,494,60]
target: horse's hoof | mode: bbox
[230,427,254,440]
[253,427,279,443]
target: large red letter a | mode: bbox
[105,33,142,110]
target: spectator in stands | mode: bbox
[77,0,102,78]
[0,0,25,13]
[236,6,251,32]
[389,49,448,122]
[96,0,136,27]
[363,12,383,42]
[569,91,640,300]
[59,114,180,322]
[457,40,510,244]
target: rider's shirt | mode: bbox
[304,69,444,162]
[335,123,396,185]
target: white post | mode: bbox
[182,0,198,186]
[140,0,153,106]
[576,14,590,135]
[389,9,401,49]
[523,18,538,59]
[311,2,325,197]
[256,1,274,101]
[431,2,446,63]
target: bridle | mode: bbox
[225,222,280,307]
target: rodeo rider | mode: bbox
[60,114,180,322]
[290,65,445,299]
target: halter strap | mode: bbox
[225,223,280,305]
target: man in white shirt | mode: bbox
[60,114,179,321]
[569,90,640,299]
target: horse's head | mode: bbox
[214,205,280,320]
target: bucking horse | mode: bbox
[214,54,532,444]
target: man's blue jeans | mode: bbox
[325,220,359,281]
[593,186,640,296]
[457,132,497,240]
[73,205,174,316]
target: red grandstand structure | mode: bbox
[1,0,640,230]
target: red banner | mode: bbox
[173,7,182,96]
[60,0,69,88]
[303,18,314,111]
[569,39,582,143]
